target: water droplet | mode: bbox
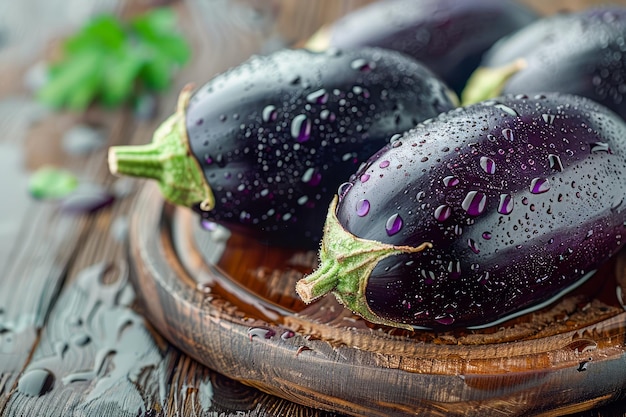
[385,213,403,236]
[480,156,496,174]
[239,211,251,223]
[548,154,563,171]
[72,333,91,346]
[482,232,492,240]
[530,178,550,194]
[421,269,436,284]
[302,168,321,186]
[62,124,105,155]
[542,114,555,124]
[281,330,295,340]
[502,128,514,141]
[443,176,459,187]
[291,115,311,143]
[342,152,356,162]
[461,191,487,216]
[17,369,55,397]
[416,191,425,201]
[59,184,115,214]
[360,174,370,183]
[434,205,452,222]
[351,58,376,72]
[337,182,353,199]
[320,109,336,121]
[306,89,329,104]
[352,85,366,96]
[494,104,519,116]
[247,327,276,340]
[379,160,390,169]
[448,260,461,278]
[498,194,514,215]
[468,238,480,254]
[200,218,218,231]
[290,75,301,85]
[435,315,455,326]
[262,105,278,122]
[590,142,611,153]
[356,199,370,217]
[478,271,490,286]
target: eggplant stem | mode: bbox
[295,259,341,303]
[107,85,215,211]
[461,58,527,105]
[295,196,431,330]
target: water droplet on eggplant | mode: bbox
[385,213,403,236]
[530,177,550,194]
[461,191,487,216]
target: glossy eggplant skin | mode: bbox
[464,7,626,118]
[185,47,456,248]
[320,0,536,94]
[316,94,626,330]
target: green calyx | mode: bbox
[461,58,527,105]
[108,85,215,211]
[295,196,432,330]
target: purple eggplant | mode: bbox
[463,6,626,119]
[296,93,626,330]
[307,0,536,94]
[108,47,456,248]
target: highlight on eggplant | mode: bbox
[306,0,537,94]
[296,93,626,330]
[462,6,626,120]
[108,47,457,248]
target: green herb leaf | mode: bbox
[37,50,103,109]
[102,48,144,107]
[65,15,126,53]
[37,7,190,111]
[29,167,79,200]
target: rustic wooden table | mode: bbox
[2,1,626,416]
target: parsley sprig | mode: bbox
[38,8,191,110]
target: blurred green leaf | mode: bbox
[37,7,190,112]
[65,15,126,53]
[102,48,144,106]
[29,167,78,200]
[132,8,177,36]
[37,50,103,109]
[141,55,172,91]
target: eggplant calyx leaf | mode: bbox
[295,195,431,330]
[107,85,214,210]
[461,58,527,105]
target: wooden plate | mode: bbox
[128,182,626,417]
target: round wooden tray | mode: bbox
[128,183,626,417]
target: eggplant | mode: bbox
[462,6,626,119]
[307,0,537,94]
[108,47,456,248]
[296,93,626,330]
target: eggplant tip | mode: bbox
[295,280,316,304]
[107,147,120,175]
